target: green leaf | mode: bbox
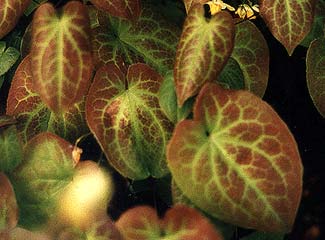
[0,42,20,76]
[31,1,93,114]
[0,173,18,235]
[86,63,173,180]
[174,5,235,106]
[306,37,325,117]
[167,83,303,232]
[220,21,269,97]
[300,0,325,47]
[11,132,75,229]
[116,205,223,240]
[241,231,284,240]
[0,125,23,172]
[24,0,48,16]
[159,71,194,123]
[91,2,180,74]
[90,0,141,20]
[6,55,89,143]
[0,0,31,39]
[260,0,316,55]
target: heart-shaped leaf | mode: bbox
[306,37,325,117]
[90,0,140,20]
[6,55,89,143]
[0,173,18,235]
[174,5,235,106]
[219,21,269,97]
[0,125,23,172]
[0,0,31,39]
[260,0,316,55]
[183,0,207,13]
[30,1,93,113]
[91,3,180,73]
[86,63,173,180]
[11,132,75,229]
[116,205,223,240]
[167,83,303,232]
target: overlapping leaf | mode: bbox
[218,21,269,97]
[91,3,180,73]
[183,0,207,13]
[6,55,89,143]
[0,42,19,76]
[260,0,316,55]
[116,205,223,240]
[174,5,235,106]
[0,173,18,236]
[167,83,303,232]
[0,0,31,39]
[306,38,325,117]
[11,132,75,229]
[31,1,93,113]
[86,63,173,180]
[90,0,140,20]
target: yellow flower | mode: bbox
[205,0,235,16]
[235,3,259,19]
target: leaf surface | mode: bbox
[306,37,325,117]
[219,21,269,97]
[260,0,316,55]
[167,83,303,232]
[0,0,31,39]
[31,1,93,113]
[0,115,16,128]
[116,205,223,240]
[91,3,180,73]
[6,55,89,143]
[90,0,140,20]
[11,132,75,229]
[0,173,18,235]
[0,42,19,76]
[174,5,235,106]
[183,0,207,13]
[86,63,173,179]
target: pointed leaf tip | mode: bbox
[174,5,235,106]
[168,83,303,232]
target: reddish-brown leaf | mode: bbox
[31,1,93,113]
[167,83,303,232]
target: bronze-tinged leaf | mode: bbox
[86,63,173,180]
[30,1,93,114]
[260,0,316,55]
[221,21,269,97]
[167,83,303,232]
[6,55,89,143]
[183,0,207,13]
[90,0,140,20]
[174,5,235,106]
[0,172,18,235]
[0,0,31,39]
[116,205,223,240]
[306,38,325,117]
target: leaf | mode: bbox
[159,71,194,123]
[182,0,207,14]
[11,132,75,229]
[300,0,325,47]
[0,173,18,235]
[306,37,325,117]
[0,125,23,172]
[260,0,316,55]
[0,0,31,39]
[9,227,52,240]
[90,0,140,20]
[174,5,235,106]
[91,3,180,73]
[6,55,89,143]
[24,0,48,16]
[218,57,245,90]
[31,1,93,113]
[0,115,16,128]
[0,42,20,76]
[219,21,269,97]
[167,83,303,232]
[86,63,173,179]
[116,205,223,240]
[241,231,284,240]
